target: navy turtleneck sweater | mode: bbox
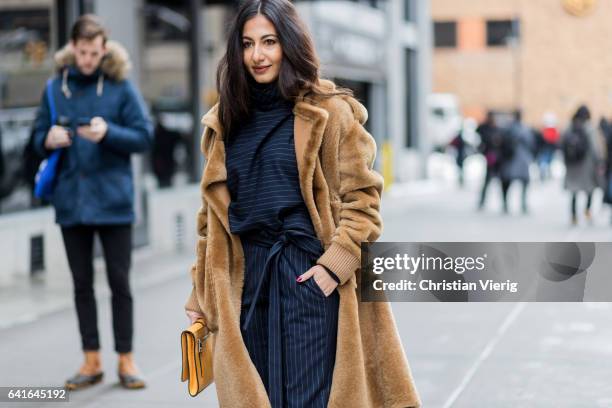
[225,78,314,236]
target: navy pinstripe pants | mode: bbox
[240,229,340,408]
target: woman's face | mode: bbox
[242,14,282,83]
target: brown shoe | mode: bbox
[65,372,104,390]
[118,372,146,389]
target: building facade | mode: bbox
[432,0,612,127]
[0,0,430,285]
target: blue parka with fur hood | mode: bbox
[33,41,153,226]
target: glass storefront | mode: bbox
[141,0,193,189]
[0,0,56,213]
[0,0,201,214]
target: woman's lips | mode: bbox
[253,65,271,74]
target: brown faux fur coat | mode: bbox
[184,80,421,407]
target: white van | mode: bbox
[427,93,462,150]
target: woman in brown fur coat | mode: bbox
[184,1,420,406]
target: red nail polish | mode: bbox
[296,277,302,282]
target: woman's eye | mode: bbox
[264,39,276,46]
[242,42,252,49]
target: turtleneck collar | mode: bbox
[247,75,292,111]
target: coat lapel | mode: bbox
[292,101,330,241]
[200,107,231,234]
[292,101,329,204]
[199,99,330,236]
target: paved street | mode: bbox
[384,157,612,407]
[1,158,611,407]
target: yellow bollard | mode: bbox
[381,140,394,191]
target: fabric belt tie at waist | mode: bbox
[240,228,323,407]
[241,228,323,331]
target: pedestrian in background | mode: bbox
[499,111,535,214]
[151,109,182,188]
[0,127,4,193]
[449,128,467,186]
[32,14,152,390]
[183,0,420,407]
[537,112,560,180]
[562,105,604,225]
[477,112,503,209]
[599,116,612,223]
[449,118,477,187]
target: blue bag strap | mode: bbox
[45,78,57,125]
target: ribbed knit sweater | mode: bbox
[225,78,313,236]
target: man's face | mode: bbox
[71,35,106,76]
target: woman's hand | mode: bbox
[185,309,205,325]
[297,265,338,297]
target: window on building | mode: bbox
[405,48,417,148]
[141,0,193,189]
[345,0,383,9]
[433,21,456,48]
[0,1,56,214]
[404,0,415,22]
[486,19,518,46]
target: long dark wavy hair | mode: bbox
[216,0,352,139]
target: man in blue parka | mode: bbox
[33,14,152,391]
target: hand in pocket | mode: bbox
[296,264,338,297]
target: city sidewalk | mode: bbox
[0,246,195,331]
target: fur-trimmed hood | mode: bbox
[53,40,131,98]
[54,40,132,81]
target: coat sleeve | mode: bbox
[32,87,53,158]
[184,202,208,313]
[184,126,212,314]
[317,101,384,285]
[101,80,153,154]
[589,125,606,161]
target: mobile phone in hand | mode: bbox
[57,115,73,138]
[77,117,92,127]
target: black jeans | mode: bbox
[61,224,133,353]
[571,192,593,217]
[479,167,498,208]
[501,179,529,213]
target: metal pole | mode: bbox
[189,0,204,181]
[55,0,69,45]
[55,0,81,44]
[512,17,521,115]
[417,0,433,179]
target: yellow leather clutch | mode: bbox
[181,319,214,397]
